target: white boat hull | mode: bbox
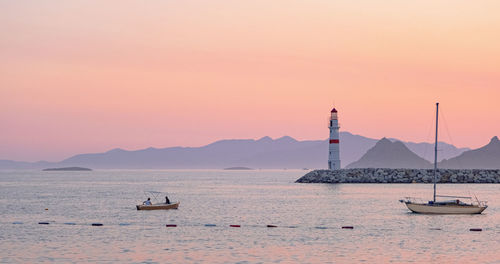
[405,202,486,214]
[136,202,179,210]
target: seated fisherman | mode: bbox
[143,198,152,205]
[165,196,171,204]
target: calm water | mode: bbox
[1,170,499,263]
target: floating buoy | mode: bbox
[12,222,23,224]
[64,222,76,225]
[230,225,240,227]
[119,223,131,226]
[205,224,216,227]
[429,228,441,230]
[166,224,177,227]
[267,225,277,228]
[342,226,354,229]
[91,223,103,226]
[38,222,50,225]
[470,228,482,232]
[287,226,298,228]
[45,208,48,211]
[315,226,327,229]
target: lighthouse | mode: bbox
[328,108,341,169]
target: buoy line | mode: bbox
[10,221,488,232]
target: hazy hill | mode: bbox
[0,160,53,170]
[50,136,324,169]
[346,138,433,169]
[438,136,500,169]
[389,139,470,163]
[0,132,378,169]
[0,132,469,169]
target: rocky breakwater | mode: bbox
[296,168,500,183]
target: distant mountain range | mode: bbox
[346,138,432,169]
[438,136,500,169]
[0,131,480,170]
[346,136,500,169]
[388,138,469,164]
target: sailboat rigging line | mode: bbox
[440,106,464,169]
[422,110,435,163]
[440,106,456,146]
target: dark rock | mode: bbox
[296,168,500,184]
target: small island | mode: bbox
[223,167,254,170]
[43,167,92,171]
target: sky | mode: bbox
[1,0,500,162]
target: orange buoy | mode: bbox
[45,208,48,210]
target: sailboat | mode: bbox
[400,103,488,214]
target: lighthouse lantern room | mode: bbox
[328,108,341,170]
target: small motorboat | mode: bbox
[136,202,180,211]
[137,191,179,210]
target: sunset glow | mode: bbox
[2,0,500,161]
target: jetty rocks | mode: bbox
[296,168,500,184]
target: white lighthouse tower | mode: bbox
[328,107,341,170]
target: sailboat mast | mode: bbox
[433,102,439,203]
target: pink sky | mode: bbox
[1,0,500,162]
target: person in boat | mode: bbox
[143,198,152,205]
[165,196,170,204]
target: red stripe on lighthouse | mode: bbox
[329,139,339,144]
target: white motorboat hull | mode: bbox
[405,202,486,214]
[136,202,179,210]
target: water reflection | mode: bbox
[0,170,499,263]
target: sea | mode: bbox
[1,170,499,264]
